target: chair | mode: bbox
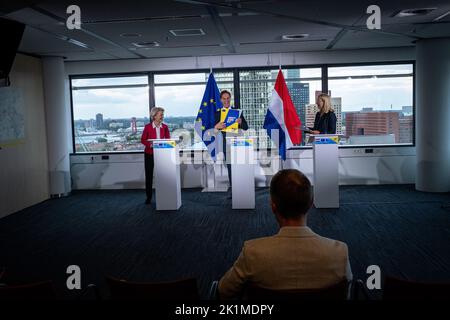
[0,281,56,299]
[105,276,200,300]
[383,276,450,300]
[351,279,371,300]
[243,279,350,300]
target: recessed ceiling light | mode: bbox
[132,41,160,48]
[169,28,205,36]
[120,33,142,38]
[282,34,309,40]
[392,8,437,17]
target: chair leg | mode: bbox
[208,281,219,300]
[353,279,370,300]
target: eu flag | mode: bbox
[195,73,222,161]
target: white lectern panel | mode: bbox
[229,137,256,209]
[310,135,340,208]
[150,139,182,211]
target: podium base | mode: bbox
[201,186,229,192]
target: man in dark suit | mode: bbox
[214,90,248,192]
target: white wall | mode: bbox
[0,54,49,218]
[67,47,417,190]
[70,146,416,190]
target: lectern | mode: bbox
[227,137,256,209]
[148,139,182,210]
[308,134,342,208]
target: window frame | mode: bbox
[322,60,415,149]
[69,72,151,154]
[69,60,415,155]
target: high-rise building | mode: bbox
[240,70,273,148]
[96,113,103,129]
[284,70,309,145]
[331,97,343,135]
[345,111,400,143]
[131,117,137,135]
[305,103,319,129]
[204,72,234,101]
[286,69,299,81]
[290,83,309,126]
[399,114,413,143]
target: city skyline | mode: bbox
[72,65,414,152]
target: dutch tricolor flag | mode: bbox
[263,70,302,160]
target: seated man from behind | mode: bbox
[218,169,352,299]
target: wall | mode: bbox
[67,47,417,190]
[70,147,416,190]
[0,54,49,218]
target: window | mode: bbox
[327,64,413,146]
[239,68,322,148]
[69,62,414,154]
[154,71,233,150]
[71,75,149,153]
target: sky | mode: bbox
[72,65,413,120]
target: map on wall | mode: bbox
[0,87,25,148]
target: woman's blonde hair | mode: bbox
[317,93,334,115]
[150,107,165,121]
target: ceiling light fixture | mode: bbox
[132,41,160,48]
[281,34,309,40]
[392,8,437,17]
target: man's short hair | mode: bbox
[220,90,231,98]
[270,169,313,218]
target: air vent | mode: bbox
[132,41,160,48]
[169,28,205,36]
[392,8,437,17]
[282,34,309,40]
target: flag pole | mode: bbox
[279,52,283,170]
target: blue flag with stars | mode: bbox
[195,73,222,161]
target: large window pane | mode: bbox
[328,64,413,77]
[70,63,414,154]
[154,72,233,150]
[239,68,321,148]
[72,75,148,87]
[328,64,413,146]
[72,76,149,153]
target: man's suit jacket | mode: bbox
[214,107,248,157]
[218,226,352,299]
[214,106,249,133]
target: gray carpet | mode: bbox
[0,184,449,299]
